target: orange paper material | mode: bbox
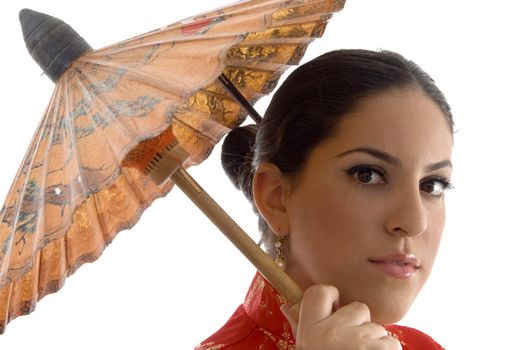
[0,0,345,333]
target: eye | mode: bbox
[346,165,386,186]
[420,176,454,197]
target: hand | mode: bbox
[281,285,402,350]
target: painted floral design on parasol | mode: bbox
[0,0,345,333]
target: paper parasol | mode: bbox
[0,0,345,333]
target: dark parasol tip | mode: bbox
[19,8,31,19]
[18,8,92,83]
[19,9,51,48]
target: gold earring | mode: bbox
[274,236,286,270]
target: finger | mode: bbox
[329,301,372,327]
[355,322,389,339]
[361,336,402,350]
[280,303,298,337]
[298,285,339,329]
[379,334,403,350]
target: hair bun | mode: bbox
[221,124,258,200]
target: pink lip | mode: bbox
[368,253,420,279]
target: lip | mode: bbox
[368,253,420,279]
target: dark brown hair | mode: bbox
[221,49,453,255]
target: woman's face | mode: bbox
[282,87,453,324]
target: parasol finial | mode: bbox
[19,8,92,83]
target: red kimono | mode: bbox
[196,273,444,350]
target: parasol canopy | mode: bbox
[0,0,345,333]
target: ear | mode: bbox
[252,163,291,237]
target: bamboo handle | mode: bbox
[170,168,304,311]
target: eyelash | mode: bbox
[345,165,454,198]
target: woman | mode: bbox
[197,49,453,349]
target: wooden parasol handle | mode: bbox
[170,167,303,316]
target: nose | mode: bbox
[384,187,427,238]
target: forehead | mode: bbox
[320,88,453,162]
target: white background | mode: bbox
[0,1,525,349]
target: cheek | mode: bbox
[429,202,446,242]
[431,216,446,251]
[288,186,379,258]
[420,203,446,267]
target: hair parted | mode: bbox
[221,49,454,256]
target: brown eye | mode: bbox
[346,166,386,185]
[421,177,453,197]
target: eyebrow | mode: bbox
[336,147,452,172]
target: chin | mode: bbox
[370,306,407,325]
[367,294,415,325]
[367,276,427,325]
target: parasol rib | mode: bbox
[218,73,262,124]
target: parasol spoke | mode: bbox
[218,73,263,124]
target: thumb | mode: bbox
[280,303,299,337]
